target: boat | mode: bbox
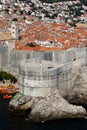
[4,89,15,94]
[0,86,5,93]
[3,95,12,99]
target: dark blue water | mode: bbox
[0,94,87,130]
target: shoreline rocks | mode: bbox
[9,90,87,123]
[9,65,87,122]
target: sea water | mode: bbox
[0,94,87,130]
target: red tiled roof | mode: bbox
[15,21,87,51]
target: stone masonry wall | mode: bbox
[18,59,73,97]
[19,59,58,96]
[0,45,87,97]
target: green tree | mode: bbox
[29,43,36,47]
[0,71,17,83]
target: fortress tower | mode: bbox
[11,18,19,40]
[19,58,72,97]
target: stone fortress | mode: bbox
[18,48,87,97]
[8,47,87,122]
[0,16,86,98]
[0,1,87,122]
[1,25,86,121]
[0,17,86,98]
[0,41,87,97]
[19,58,72,97]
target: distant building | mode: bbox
[0,0,14,4]
[11,18,19,40]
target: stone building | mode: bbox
[0,0,14,4]
[19,58,72,97]
[11,18,19,40]
[0,41,87,97]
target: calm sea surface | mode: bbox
[0,94,87,130]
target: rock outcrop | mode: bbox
[9,90,86,123]
[65,66,87,104]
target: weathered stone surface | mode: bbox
[28,91,86,122]
[7,48,87,122]
[66,66,87,104]
[9,90,86,122]
[9,93,31,107]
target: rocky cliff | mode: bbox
[9,90,86,123]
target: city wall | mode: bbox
[0,44,87,96]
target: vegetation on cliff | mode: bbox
[0,71,17,83]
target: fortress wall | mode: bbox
[24,79,57,88]
[2,66,19,79]
[85,48,87,65]
[31,51,45,59]
[10,49,80,69]
[10,50,75,70]
[0,47,86,71]
[19,60,58,96]
[52,50,75,63]
[73,48,86,65]
[57,62,73,96]
[10,50,24,68]
[10,50,45,68]
[58,80,72,96]
[74,48,86,60]
[9,48,87,97]
[19,59,73,97]
[71,48,87,86]
[18,74,25,94]
[20,84,24,94]
[7,41,15,64]
[0,44,8,68]
[0,46,87,97]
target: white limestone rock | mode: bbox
[9,93,31,107]
[27,90,86,122]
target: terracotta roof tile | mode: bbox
[15,21,87,51]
